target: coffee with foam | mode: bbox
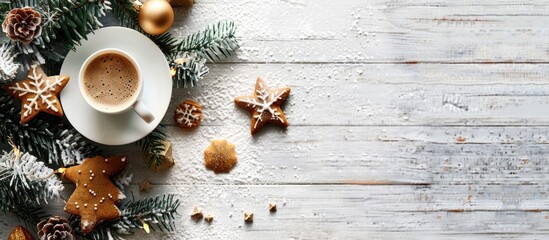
[82,53,139,111]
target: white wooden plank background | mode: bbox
[3,0,549,239]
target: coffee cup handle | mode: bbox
[133,100,155,123]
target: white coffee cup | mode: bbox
[79,48,154,123]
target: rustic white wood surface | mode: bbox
[3,0,549,239]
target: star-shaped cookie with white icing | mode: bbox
[4,64,69,123]
[234,77,291,134]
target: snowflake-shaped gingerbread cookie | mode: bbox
[234,77,291,134]
[4,64,70,123]
[174,99,202,129]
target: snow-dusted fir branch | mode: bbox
[0,43,20,83]
[113,168,133,191]
[170,52,209,88]
[174,21,239,62]
[75,194,180,239]
[0,149,63,212]
[0,94,98,165]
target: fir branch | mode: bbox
[72,194,180,239]
[0,42,20,83]
[172,21,239,62]
[137,124,168,168]
[11,206,46,229]
[0,149,61,228]
[168,21,238,88]
[113,194,180,233]
[113,168,133,191]
[110,0,238,88]
[0,91,98,166]
[0,1,10,21]
[170,52,209,88]
[0,150,63,204]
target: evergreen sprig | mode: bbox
[170,52,208,88]
[0,149,62,227]
[0,92,98,166]
[167,21,238,88]
[0,42,20,83]
[137,124,168,168]
[110,0,238,88]
[11,206,47,228]
[73,194,180,239]
[0,1,10,20]
[172,21,239,62]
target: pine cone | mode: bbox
[2,7,42,45]
[37,216,74,240]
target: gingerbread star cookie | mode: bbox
[4,64,70,123]
[234,77,291,134]
[62,156,127,235]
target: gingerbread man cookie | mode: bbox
[234,77,291,134]
[4,64,70,123]
[62,156,127,234]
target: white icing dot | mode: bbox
[102,170,106,173]
[89,170,92,173]
[84,203,88,207]
[94,207,97,211]
[121,157,126,162]
[76,205,79,209]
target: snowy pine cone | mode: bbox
[37,216,74,240]
[2,7,42,45]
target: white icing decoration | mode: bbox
[175,103,200,127]
[8,65,65,117]
[118,191,126,200]
[237,81,287,130]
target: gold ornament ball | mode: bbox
[139,0,174,35]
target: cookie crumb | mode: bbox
[205,214,214,223]
[244,212,253,223]
[269,203,277,212]
[191,207,203,221]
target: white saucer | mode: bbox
[60,27,172,145]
